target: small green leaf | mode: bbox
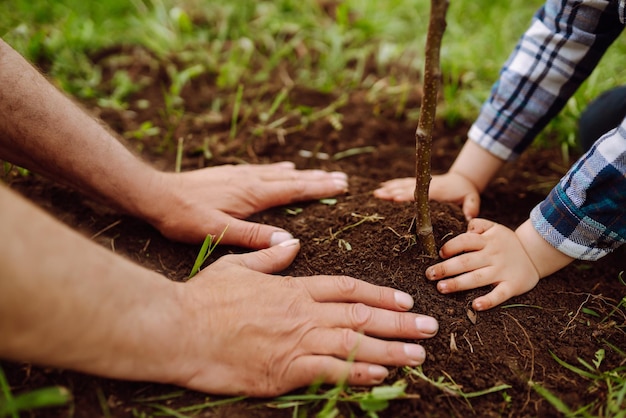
[358,397,388,412]
[319,198,337,205]
[285,208,303,216]
[370,381,407,400]
[592,349,605,369]
[582,307,599,317]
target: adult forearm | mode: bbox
[0,184,184,384]
[0,39,160,217]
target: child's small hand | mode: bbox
[425,218,540,311]
[373,172,480,221]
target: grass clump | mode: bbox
[533,347,626,417]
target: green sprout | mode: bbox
[187,228,227,280]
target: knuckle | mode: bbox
[470,269,484,284]
[340,329,360,354]
[394,312,409,334]
[335,275,359,297]
[458,255,472,270]
[240,224,265,248]
[350,303,373,330]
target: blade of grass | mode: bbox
[229,84,244,140]
[188,227,228,279]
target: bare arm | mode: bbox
[0,184,182,381]
[0,39,348,247]
[448,140,504,193]
[0,39,157,217]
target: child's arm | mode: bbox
[425,218,574,311]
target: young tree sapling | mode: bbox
[414,0,449,257]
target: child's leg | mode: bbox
[578,85,626,152]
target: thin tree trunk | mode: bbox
[414,0,448,257]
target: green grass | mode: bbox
[532,347,626,417]
[4,0,626,146]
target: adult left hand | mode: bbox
[143,162,348,248]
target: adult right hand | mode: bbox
[373,171,481,221]
[171,239,440,396]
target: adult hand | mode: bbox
[172,239,440,396]
[143,162,348,248]
[373,172,480,220]
[425,218,540,311]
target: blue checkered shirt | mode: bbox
[468,0,626,261]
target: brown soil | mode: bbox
[2,46,625,417]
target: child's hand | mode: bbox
[373,172,480,221]
[425,218,540,311]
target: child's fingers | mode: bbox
[466,218,496,234]
[426,251,486,282]
[472,283,516,311]
[437,232,486,260]
[433,267,496,294]
[461,192,481,221]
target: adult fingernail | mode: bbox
[333,178,348,191]
[278,238,300,247]
[404,344,426,365]
[331,171,348,181]
[271,231,294,246]
[415,316,439,335]
[394,291,414,310]
[368,365,388,383]
[275,161,296,168]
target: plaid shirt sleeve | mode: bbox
[467,0,626,260]
[530,124,626,260]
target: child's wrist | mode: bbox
[515,220,574,278]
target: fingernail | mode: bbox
[474,301,484,311]
[438,282,448,293]
[277,238,299,247]
[270,231,294,246]
[425,268,435,280]
[368,365,388,383]
[333,178,348,191]
[404,344,426,365]
[331,171,348,181]
[415,316,439,335]
[394,291,414,310]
